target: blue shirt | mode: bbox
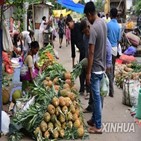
[107,19,121,47]
[106,38,112,68]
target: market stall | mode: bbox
[7,44,88,141]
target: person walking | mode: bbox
[58,14,65,48]
[107,8,121,97]
[84,1,107,133]
[66,15,85,95]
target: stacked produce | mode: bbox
[115,62,141,88]
[8,44,87,141]
[2,51,14,74]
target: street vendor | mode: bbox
[20,41,40,86]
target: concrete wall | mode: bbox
[34,4,49,41]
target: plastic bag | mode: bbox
[1,111,10,135]
[100,73,109,97]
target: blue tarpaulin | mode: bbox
[57,0,84,14]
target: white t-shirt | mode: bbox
[39,20,47,33]
[22,31,31,51]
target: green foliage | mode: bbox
[135,0,141,15]
[95,0,104,12]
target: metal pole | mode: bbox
[0,4,3,136]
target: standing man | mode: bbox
[84,2,107,133]
[107,8,121,97]
[66,16,85,95]
[21,30,34,59]
[58,14,65,48]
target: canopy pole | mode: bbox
[0,4,3,137]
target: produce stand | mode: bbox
[8,44,88,141]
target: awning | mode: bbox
[57,0,84,14]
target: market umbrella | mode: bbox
[57,0,84,14]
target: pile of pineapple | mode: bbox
[34,72,85,140]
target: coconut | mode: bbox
[60,89,68,97]
[52,130,59,139]
[62,122,66,129]
[67,92,75,101]
[2,88,10,104]
[65,79,72,86]
[67,112,73,121]
[44,130,50,139]
[72,113,78,121]
[47,104,55,115]
[59,97,66,106]
[65,97,72,107]
[59,114,65,123]
[46,77,50,81]
[55,121,61,130]
[34,127,42,136]
[69,104,76,114]
[12,90,22,102]
[77,127,84,137]
[54,85,60,91]
[68,121,73,129]
[52,97,59,107]
[64,72,71,80]
[40,121,47,132]
[59,129,65,138]
[43,80,48,86]
[47,80,53,87]
[55,106,61,116]
[48,122,54,130]
[53,77,59,84]
[44,112,51,123]
[63,83,70,89]
[62,106,68,114]
[51,115,57,123]
[75,108,80,116]
[74,119,81,128]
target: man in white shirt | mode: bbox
[21,31,34,58]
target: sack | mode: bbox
[100,73,109,97]
[122,79,140,107]
[126,32,140,46]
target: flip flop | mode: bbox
[88,127,102,134]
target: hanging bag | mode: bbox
[100,73,109,97]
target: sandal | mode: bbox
[88,127,102,134]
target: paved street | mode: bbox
[0,37,141,141]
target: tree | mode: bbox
[134,0,141,15]
[95,0,104,12]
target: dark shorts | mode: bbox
[59,33,63,39]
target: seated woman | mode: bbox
[13,33,23,58]
[20,41,40,89]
